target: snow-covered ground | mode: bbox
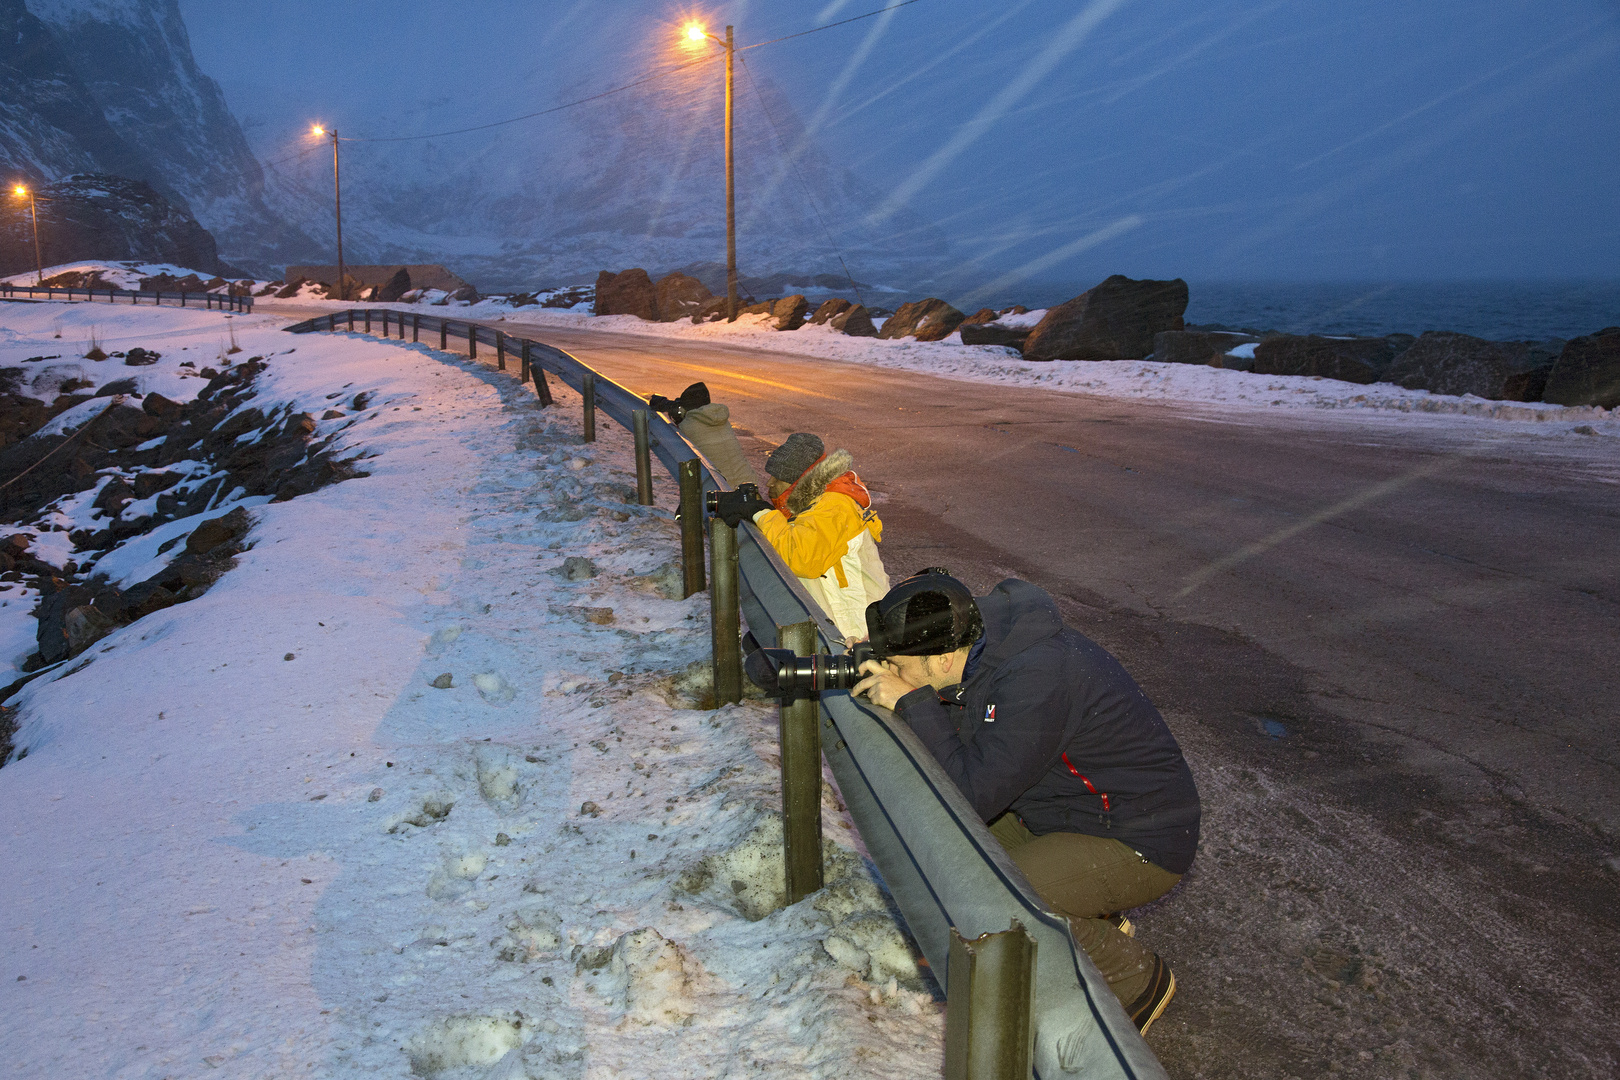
[1,303,940,1079]
[254,297,1619,437]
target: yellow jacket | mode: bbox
[752,491,883,585]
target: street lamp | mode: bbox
[12,184,42,285]
[683,22,739,321]
[312,125,346,301]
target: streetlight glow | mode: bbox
[684,22,707,42]
[12,185,25,198]
[311,125,325,137]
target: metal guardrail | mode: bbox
[0,282,253,311]
[282,309,1169,1080]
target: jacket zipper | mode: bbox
[1061,752,1111,811]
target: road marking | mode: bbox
[621,357,844,401]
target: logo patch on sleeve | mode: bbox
[985,704,996,722]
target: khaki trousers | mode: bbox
[989,814,1181,1005]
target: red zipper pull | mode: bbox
[1061,753,1112,811]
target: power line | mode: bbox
[737,56,867,306]
[300,0,931,147]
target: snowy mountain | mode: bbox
[1,0,321,276]
[259,60,953,292]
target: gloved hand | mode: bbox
[711,483,774,528]
[647,394,684,424]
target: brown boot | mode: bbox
[1126,954,1176,1034]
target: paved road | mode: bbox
[282,309,1620,1078]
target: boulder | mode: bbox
[810,298,852,325]
[96,403,162,447]
[376,267,413,303]
[772,295,810,331]
[830,305,878,337]
[141,392,183,421]
[123,347,160,366]
[1152,330,1260,365]
[960,324,1030,350]
[1386,332,1558,401]
[1543,328,1620,408]
[654,273,712,322]
[691,296,731,324]
[878,299,966,342]
[1251,335,1399,385]
[450,283,480,303]
[94,378,140,397]
[742,300,775,316]
[594,269,659,320]
[961,308,1000,327]
[185,506,252,556]
[1023,276,1189,362]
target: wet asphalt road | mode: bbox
[286,309,1620,1078]
[514,324,1620,1080]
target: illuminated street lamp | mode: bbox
[683,22,739,321]
[312,125,347,301]
[12,184,42,285]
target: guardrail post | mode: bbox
[364,309,371,334]
[180,291,186,307]
[439,319,447,350]
[632,410,654,506]
[468,324,477,358]
[944,922,1037,1080]
[380,310,388,337]
[581,372,596,442]
[520,339,530,383]
[778,619,825,903]
[348,309,355,330]
[678,460,705,598]
[709,518,742,706]
[412,313,419,342]
[534,353,553,406]
[495,330,506,371]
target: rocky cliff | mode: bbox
[2,0,320,276]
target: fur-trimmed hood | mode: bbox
[785,449,857,515]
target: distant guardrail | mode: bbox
[0,282,253,312]
[283,309,1170,1080]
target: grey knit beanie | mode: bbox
[765,433,824,483]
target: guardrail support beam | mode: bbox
[468,323,477,358]
[520,339,530,383]
[778,619,825,903]
[945,922,1037,1080]
[496,331,506,371]
[678,460,705,598]
[439,319,447,350]
[709,518,742,706]
[632,409,654,506]
[412,313,420,342]
[581,372,596,442]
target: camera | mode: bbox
[744,639,877,704]
[706,483,762,521]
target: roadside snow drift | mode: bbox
[0,304,942,1079]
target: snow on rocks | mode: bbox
[0,301,942,1079]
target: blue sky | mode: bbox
[180,0,1620,285]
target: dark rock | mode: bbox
[431,673,454,689]
[321,409,344,420]
[772,295,809,332]
[741,301,775,316]
[541,285,593,309]
[376,267,413,303]
[122,347,160,366]
[94,378,139,397]
[132,471,181,500]
[1543,328,1620,408]
[554,556,598,581]
[653,272,712,322]
[809,298,852,325]
[878,299,966,342]
[1152,330,1260,365]
[1023,276,1189,362]
[96,404,162,448]
[92,477,133,516]
[34,583,94,665]
[184,506,251,555]
[691,296,731,323]
[450,284,479,303]
[961,308,999,327]
[830,305,878,337]
[960,324,1031,350]
[1386,332,1558,401]
[593,269,658,320]
[63,603,119,656]
[0,394,52,448]
[1251,335,1398,385]
[214,407,266,441]
[121,581,177,620]
[141,392,182,421]
[274,277,307,299]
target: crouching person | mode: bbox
[753,432,890,643]
[852,570,1199,1034]
[648,381,761,490]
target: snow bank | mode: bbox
[0,302,941,1078]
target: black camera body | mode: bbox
[706,483,762,521]
[745,641,876,704]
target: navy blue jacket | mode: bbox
[895,579,1201,873]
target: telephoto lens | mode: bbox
[743,642,876,704]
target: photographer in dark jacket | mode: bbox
[853,570,1199,1034]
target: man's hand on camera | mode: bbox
[716,487,773,528]
[853,659,918,711]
